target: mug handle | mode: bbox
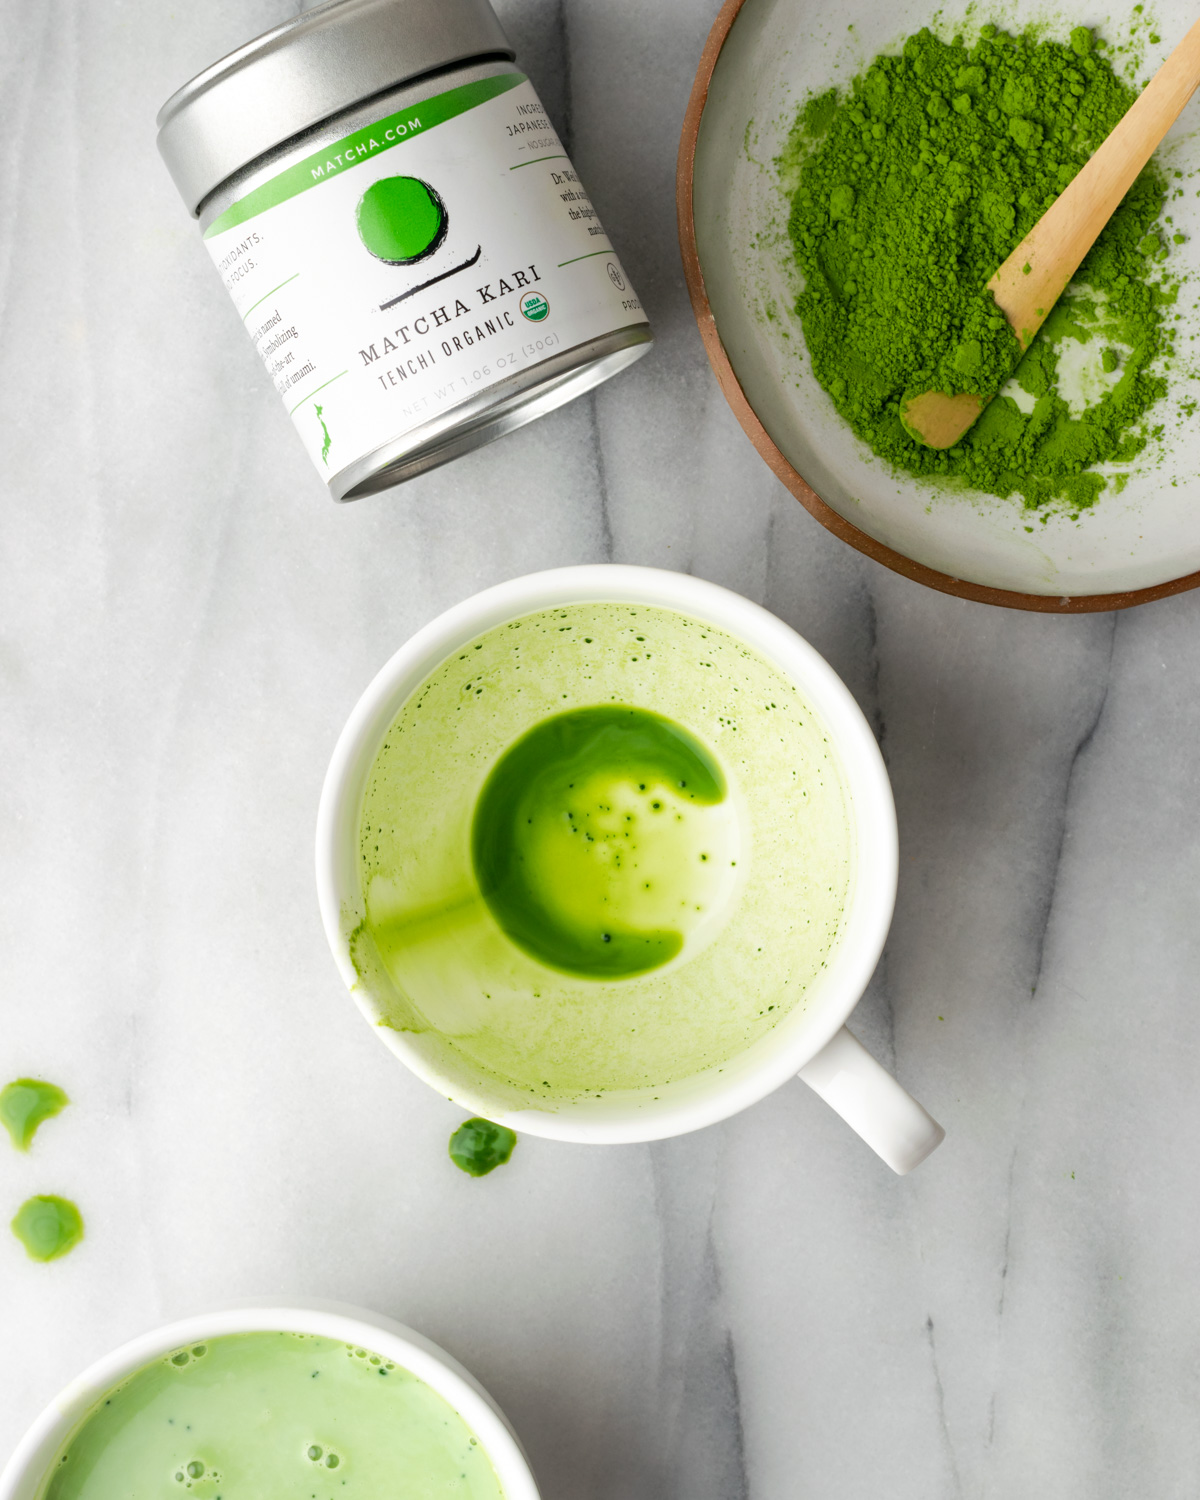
[798,1026,944,1175]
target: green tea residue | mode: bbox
[0,1078,68,1151]
[448,1118,517,1177]
[12,1195,84,1262]
[472,705,728,979]
[783,24,1180,510]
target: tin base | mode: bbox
[330,323,653,501]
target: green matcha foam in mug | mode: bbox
[0,1303,540,1500]
[316,566,944,1173]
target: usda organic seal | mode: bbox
[520,291,550,322]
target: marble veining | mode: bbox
[2,2,1200,1497]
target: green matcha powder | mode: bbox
[784,23,1184,511]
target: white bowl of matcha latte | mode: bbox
[317,564,944,1174]
[0,1302,540,1500]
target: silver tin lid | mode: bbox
[157,0,514,217]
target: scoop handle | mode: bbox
[992,18,1200,346]
[798,1025,945,1174]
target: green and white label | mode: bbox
[203,74,647,486]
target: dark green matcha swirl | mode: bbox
[471,705,726,979]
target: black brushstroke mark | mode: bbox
[378,246,482,311]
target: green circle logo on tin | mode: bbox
[356,176,447,265]
[520,291,550,322]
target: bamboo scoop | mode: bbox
[902,16,1200,450]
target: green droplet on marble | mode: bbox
[448,1119,517,1177]
[0,1077,68,1151]
[11,1194,84,1262]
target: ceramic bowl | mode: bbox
[0,1302,540,1500]
[678,0,1200,610]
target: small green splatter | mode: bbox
[448,1119,517,1177]
[0,1078,68,1152]
[11,1195,84,1261]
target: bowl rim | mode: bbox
[675,0,1200,614]
[0,1300,540,1500]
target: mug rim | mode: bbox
[0,1300,540,1500]
[315,564,898,1143]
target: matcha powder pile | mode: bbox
[784,24,1183,511]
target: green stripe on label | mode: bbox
[204,73,527,240]
[558,249,614,267]
[242,273,299,320]
[509,154,567,170]
[289,369,347,415]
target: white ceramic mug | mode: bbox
[316,565,944,1173]
[0,1301,540,1500]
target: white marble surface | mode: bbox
[2,2,1200,1496]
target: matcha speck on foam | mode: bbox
[782,23,1184,512]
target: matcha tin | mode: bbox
[157,0,652,500]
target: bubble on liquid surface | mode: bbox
[306,1443,341,1468]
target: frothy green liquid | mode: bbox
[355,602,852,1104]
[37,1333,504,1500]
